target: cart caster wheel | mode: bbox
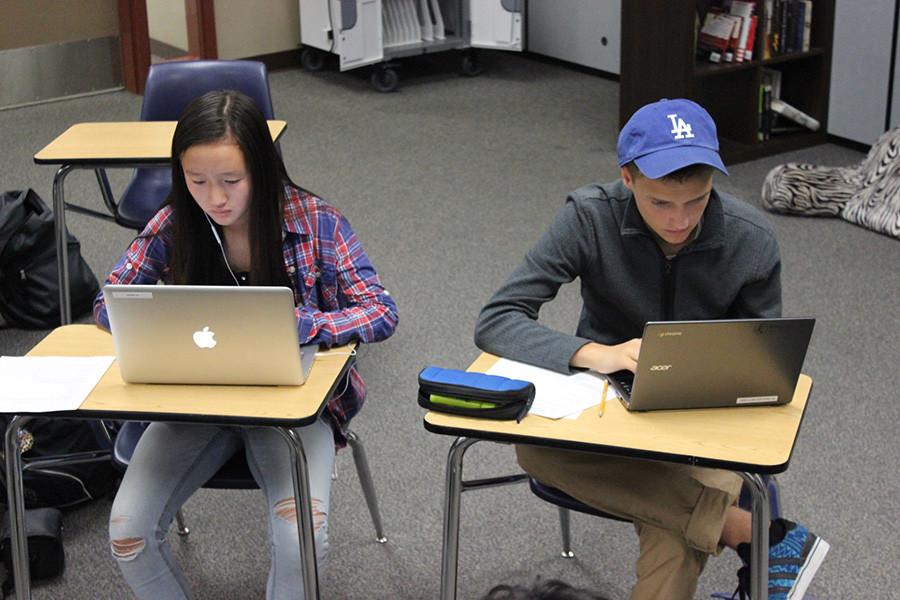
[371,66,400,92]
[301,47,326,72]
[459,51,482,77]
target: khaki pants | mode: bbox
[516,445,743,600]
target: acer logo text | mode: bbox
[650,364,672,371]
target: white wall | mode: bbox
[147,0,189,51]
[214,0,301,59]
[828,0,896,144]
[527,0,620,75]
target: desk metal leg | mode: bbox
[277,427,319,600]
[739,472,771,600]
[52,164,76,325]
[440,437,479,600]
[345,430,387,543]
[4,416,34,600]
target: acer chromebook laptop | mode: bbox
[607,318,815,411]
[103,285,316,386]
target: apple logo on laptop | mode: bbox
[192,326,217,349]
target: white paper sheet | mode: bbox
[0,356,115,413]
[486,358,618,419]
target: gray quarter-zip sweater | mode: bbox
[474,179,782,374]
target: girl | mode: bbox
[93,90,398,599]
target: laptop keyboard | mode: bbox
[609,370,634,397]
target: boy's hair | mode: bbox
[481,579,608,600]
[625,161,715,183]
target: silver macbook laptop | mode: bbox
[104,284,316,386]
[607,318,815,411]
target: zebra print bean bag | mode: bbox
[761,127,900,239]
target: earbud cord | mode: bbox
[205,213,241,286]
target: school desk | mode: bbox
[424,352,814,600]
[4,323,346,600]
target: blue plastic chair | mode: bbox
[529,475,782,559]
[66,60,277,231]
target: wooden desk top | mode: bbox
[424,353,813,473]
[33,120,287,164]
[25,325,351,426]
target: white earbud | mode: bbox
[207,216,224,245]
[205,213,241,286]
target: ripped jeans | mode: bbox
[109,418,335,600]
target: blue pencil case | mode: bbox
[417,366,535,422]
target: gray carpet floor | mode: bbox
[0,51,897,599]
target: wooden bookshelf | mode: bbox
[620,0,835,164]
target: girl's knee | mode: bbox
[273,497,327,532]
[109,514,148,562]
[273,497,329,562]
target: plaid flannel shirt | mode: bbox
[93,185,399,445]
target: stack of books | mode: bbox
[761,0,813,58]
[758,68,820,140]
[697,1,758,64]
[697,0,813,64]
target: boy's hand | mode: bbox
[571,339,642,374]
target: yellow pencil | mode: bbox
[600,379,608,418]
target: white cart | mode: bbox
[299,0,523,91]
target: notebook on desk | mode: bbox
[103,284,316,386]
[607,318,815,411]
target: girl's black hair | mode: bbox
[166,89,293,287]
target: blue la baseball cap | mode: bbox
[617,98,728,178]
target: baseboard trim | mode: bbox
[521,50,620,82]
[243,48,302,72]
[826,134,872,154]
[0,36,122,108]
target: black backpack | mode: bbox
[0,189,99,329]
[2,418,120,509]
[0,507,65,595]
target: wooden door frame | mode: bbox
[118,0,218,95]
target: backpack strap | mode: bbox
[0,190,31,262]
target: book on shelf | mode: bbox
[726,15,743,62]
[729,1,755,62]
[762,0,774,59]
[761,67,782,99]
[771,98,820,131]
[758,83,770,140]
[802,0,813,51]
[698,10,742,63]
[697,2,762,64]
[743,15,759,60]
[758,69,783,140]
[764,0,813,56]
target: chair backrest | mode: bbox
[116,60,276,230]
[140,59,275,121]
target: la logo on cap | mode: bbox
[667,113,695,140]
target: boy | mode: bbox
[474,98,828,600]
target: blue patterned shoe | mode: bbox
[730,519,829,600]
[767,520,829,599]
